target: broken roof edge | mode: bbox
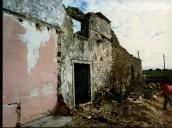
[111,29,120,44]
[65,7,111,24]
[85,12,111,24]
[66,6,85,14]
[116,42,141,61]
[65,6,85,21]
[95,12,111,23]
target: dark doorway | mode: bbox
[74,63,91,105]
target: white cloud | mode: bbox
[62,0,172,69]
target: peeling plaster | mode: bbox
[42,83,55,95]
[19,21,51,74]
[3,104,17,109]
[3,0,65,27]
[61,64,72,103]
[30,88,40,97]
[61,81,69,102]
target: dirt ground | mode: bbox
[159,96,172,127]
[63,94,172,127]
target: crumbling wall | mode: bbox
[60,9,114,107]
[3,0,65,27]
[3,2,142,126]
[89,13,114,91]
[89,13,111,39]
[111,42,142,97]
[90,30,113,91]
[60,13,93,107]
[86,12,142,99]
[3,0,65,127]
[66,7,84,21]
[60,7,142,107]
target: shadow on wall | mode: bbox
[52,94,72,116]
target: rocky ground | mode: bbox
[63,83,172,128]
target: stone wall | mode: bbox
[90,30,113,91]
[111,43,142,96]
[60,7,142,108]
[60,13,92,107]
[89,13,111,39]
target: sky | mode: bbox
[62,0,172,70]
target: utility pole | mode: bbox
[137,50,140,59]
[163,53,166,70]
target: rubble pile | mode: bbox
[63,83,172,127]
[127,83,162,100]
[116,98,163,125]
[64,98,165,127]
[142,83,162,90]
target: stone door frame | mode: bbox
[72,60,93,107]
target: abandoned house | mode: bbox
[3,0,142,127]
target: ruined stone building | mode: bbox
[3,0,142,127]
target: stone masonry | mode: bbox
[60,7,142,108]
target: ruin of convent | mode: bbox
[3,0,142,127]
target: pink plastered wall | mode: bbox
[3,13,58,127]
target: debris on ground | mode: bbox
[63,83,172,128]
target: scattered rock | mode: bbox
[63,83,171,128]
